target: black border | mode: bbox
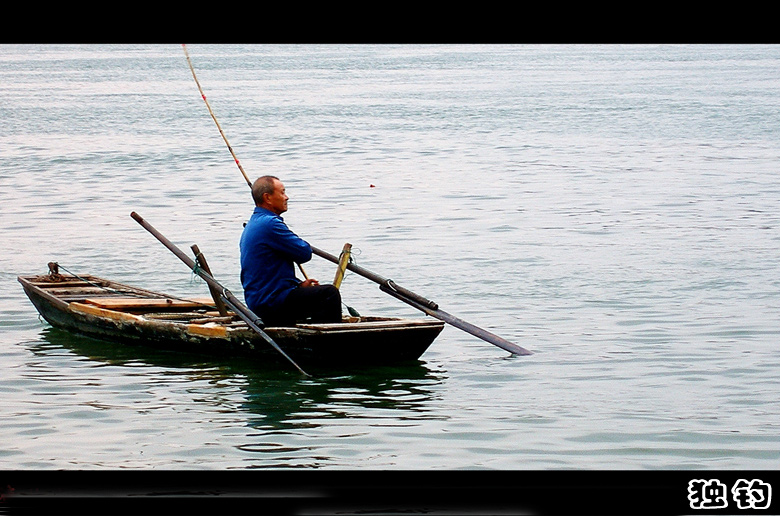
[2,470,779,515]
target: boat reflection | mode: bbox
[238,362,448,431]
[34,326,448,432]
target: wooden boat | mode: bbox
[18,270,445,368]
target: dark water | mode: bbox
[1,44,779,469]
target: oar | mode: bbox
[130,211,309,376]
[310,246,532,356]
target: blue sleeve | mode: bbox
[266,217,312,263]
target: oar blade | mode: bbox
[378,284,532,356]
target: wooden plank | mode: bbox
[29,281,103,288]
[187,323,228,338]
[40,287,114,295]
[83,297,216,310]
[69,302,144,322]
[188,316,236,324]
[295,319,441,331]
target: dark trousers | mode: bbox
[262,285,342,326]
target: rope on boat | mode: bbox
[189,262,203,284]
[341,251,362,317]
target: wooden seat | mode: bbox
[82,297,215,310]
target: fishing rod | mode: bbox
[181,45,531,357]
[183,44,252,188]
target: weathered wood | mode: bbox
[29,280,101,288]
[186,323,228,338]
[188,316,236,325]
[39,287,113,296]
[191,245,229,316]
[295,319,439,331]
[83,297,215,310]
[69,302,144,322]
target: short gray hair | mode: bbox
[251,175,280,206]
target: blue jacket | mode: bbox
[240,207,312,313]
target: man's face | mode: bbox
[264,179,289,215]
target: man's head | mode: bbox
[252,175,288,215]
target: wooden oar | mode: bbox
[310,246,532,356]
[130,211,309,376]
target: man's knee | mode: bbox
[284,284,342,323]
[317,285,342,321]
[321,284,341,303]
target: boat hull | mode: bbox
[19,274,444,368]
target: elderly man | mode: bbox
[240,175,341,326]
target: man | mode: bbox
[240,175,342,326]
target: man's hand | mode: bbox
[300,278,320,288]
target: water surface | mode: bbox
[1,44,779,470]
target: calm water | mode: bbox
[1,44,779,470]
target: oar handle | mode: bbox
[379,284,532,356]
